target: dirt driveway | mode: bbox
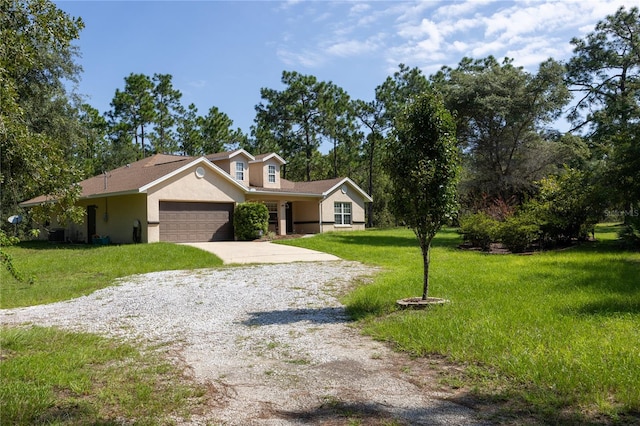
[1,262,487,425]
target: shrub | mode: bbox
[459,212,500,250]
[233,202,269,241]
[535,168,606,243]
[618,214,640,249]
[497,213,541,253]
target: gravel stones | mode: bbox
[1,261,485,425]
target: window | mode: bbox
[235,162,244,180]
[334,202,352,225]
[264,202,278,224]
[268,165,276,183]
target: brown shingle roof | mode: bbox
[22,154,196,205]
[249,178,344,195]
[21,152,372,206]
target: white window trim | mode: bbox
[334,202,352,227]
[268,165,276,183]
[235,161,245,180]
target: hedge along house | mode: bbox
[20,149,372,244]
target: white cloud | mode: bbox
[188,80,207,89]
[276,48,325,68]
[349,3,371,15]
[398,18,442,41]
[433,0,494,19]
[325,38,381,58]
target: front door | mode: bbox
[286,202,293,234]
[87,205,97,243]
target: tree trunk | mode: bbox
[367,136,375,228]
[421,240,431,300]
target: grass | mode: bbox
[279,224,640,423]
[1,241,221,424]
[0,326,208,424]
[0,241,222,308]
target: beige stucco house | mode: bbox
[21,149,372,244]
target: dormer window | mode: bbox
[268,165,276,183]
[235,162,245,180]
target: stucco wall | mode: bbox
[146,164,246,243]
[291,201,320,234]
[320,184,367,232]
[65,195,147,244]
[248,162,265,187]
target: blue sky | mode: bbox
[56,0,628,137]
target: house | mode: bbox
[20,149,372,244]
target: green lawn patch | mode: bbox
[0,241,222,308]
[279,225,640,423]
[1,241,220,424]
[0,326,208,424]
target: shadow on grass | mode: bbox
[328,227,462,249]
[15,240,103,251]
[464,386,640,426]
[571,299,640,316]
[242,307,350,326]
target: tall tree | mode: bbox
[565,6,640,216]
[353,99,387,227]
[386,92,460,301]
[432,56,570,202]
[109,73,155,158]
[76,103,109,176]
[150,73,182,154]
[352,64,430,227]
[377,63,431,126]
[177,103,204,156]
[199,106,245,154]
[0,0,85,231]
[254,71,353,181]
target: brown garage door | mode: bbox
[159,201,234,242]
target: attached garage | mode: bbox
[159,201,234,242]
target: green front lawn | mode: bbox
[1,241,222,308]
[1,241,222,424]
[280,225,640,423]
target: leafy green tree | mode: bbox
[0,0,85,233]
[352,64,430,228]
[377,64,431,124]
[177,103,204,156]
[353,99,388,227]
[566,6,640,223]
[150,73,182,154]
[432,56,570,202]
[76,103,109,176]
[108,73,155,158]
[199,106,245,154]
[254,71,353,181]
[386,92,460,300]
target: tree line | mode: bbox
[1,0,639,243]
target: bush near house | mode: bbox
[234,202,269,241]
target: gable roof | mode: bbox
[250,153,286,165]
[249,177,373,201]
[21,152,373,206]
[205,148,254,162]
[20,154,245,206]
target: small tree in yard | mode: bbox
[385,92,460,301]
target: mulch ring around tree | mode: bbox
[396,297,450,309]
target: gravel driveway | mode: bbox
[1,261,486,425]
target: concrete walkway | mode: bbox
[182,240,340,264]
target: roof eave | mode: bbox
[322,178,373,202]
[247,189,323,198]
[139,157,248,193]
